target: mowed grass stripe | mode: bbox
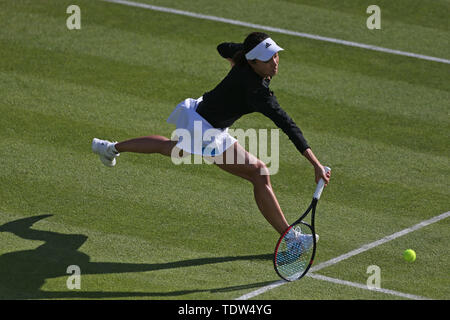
[3,3,449,92]
[280,0,449,32]
[2,67,448,184]
[2,88,448,215]
[101,0,450,59]
[4,5,448,110]
[275,57,449,122]
[1,35,447,158]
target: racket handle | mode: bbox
[313,166,331,200]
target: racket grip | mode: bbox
[313,166,331,200]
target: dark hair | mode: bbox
[233,32,270,66]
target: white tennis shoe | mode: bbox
[92,138,120,167]
[285,229,319,255]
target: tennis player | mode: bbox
[92,32,331,238]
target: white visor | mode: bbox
[245,38,284,61]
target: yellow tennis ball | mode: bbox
[403,249,416,262]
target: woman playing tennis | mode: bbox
[92,32,331,244]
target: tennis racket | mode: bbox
[273,166,331,281]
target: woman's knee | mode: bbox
[248,160,271,185]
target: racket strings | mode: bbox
[275,224,314,281]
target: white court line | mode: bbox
[100,0,450,65]
[235,273,431,300]
[311,211,450,272]
[236,211,449,300]
[307,273,431,300]
[235,280,286,300]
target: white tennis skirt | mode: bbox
[166,97,237,156]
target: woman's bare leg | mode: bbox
[115,135,178,157]
[213,142,289,235]
[115,138,289,234]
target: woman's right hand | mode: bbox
[314,164,331,186]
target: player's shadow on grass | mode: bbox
[0,215,275,299]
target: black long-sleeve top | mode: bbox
[195,43,310,154]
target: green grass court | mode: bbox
[0,0,448,300]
